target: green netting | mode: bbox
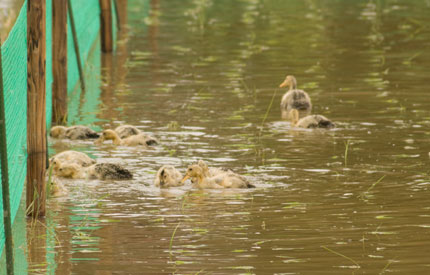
[67,0,101,92]
[0,201,28,274]
[68,38,103,129]
[46,0,53,128]
[0,0,118,263]
[0,0,28,253]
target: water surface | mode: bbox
[24,0,430,274]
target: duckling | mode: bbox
[57,163,133,180]
[182,163,254,189]
[114,125,158,145]
[50,150,96,173]
[50,125,99,139]
[154,165,183,188]
[115,125,140,139]
[197,160,231,177]
[48,177,67,197]
[290,109,335,129]
[95,129,157,147]
[279,75,312,120]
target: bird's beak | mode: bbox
[279,80,288,88]
[181,175,190,184]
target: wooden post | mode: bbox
[67,0,86,93]
[117,0,128,28]
[100,0,113,52]
[52,0,68,124]
[0,39,15,275]
[27,0,47,217]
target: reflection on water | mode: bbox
[20,0,430,274]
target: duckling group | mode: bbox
[49,75,334,192]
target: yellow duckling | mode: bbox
[197,160,231,177]
[57,162,133,180]
[181,162,254,189]
[48,177,67,197]
[154,165,183,188]
[279,75,312,120]
[50,150,96,173]
[96,129,157,147]
[114,125,158,145]
[50,125,99,139]
[290,109,335,129]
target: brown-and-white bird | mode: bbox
[279,75,312,120]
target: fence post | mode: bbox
[117,0,128,28]
[27,0,47,217]
[52,0,68,124]
[100,0,113,52]
[0,39,15,275]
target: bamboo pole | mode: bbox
[67,0,86,93]
[0,38,15,275]
[27,0,47,217]
[113,0,121,31]
[100,0,113,52]
[52,0,68,124]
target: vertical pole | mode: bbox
[67,0,86,93]
[0,39,15,275]
[52,0,68,124]
[27,0,47,217]
[99,0,113,52]
[117,0,128,28]
[113,0,121,31]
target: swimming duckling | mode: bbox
[57,163,133,180]
[115,125,140,139]
[114,125,158,145]
[50,150,96,173]
[279,75,312,120]
[50,125,99,139]
[197,160,231,177]
[154,165,183,188]
[182,163,254,189]
[290,109,335,129]
[95,129,157,147]
[48,177,67,197]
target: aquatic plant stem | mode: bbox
[380,259,395,274]
[366,175,385,193]
[261,90,277,129]
[169,223,181,261]
[344,140,350,167]
[321,245,360,268]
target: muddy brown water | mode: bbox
[11,0,430,274]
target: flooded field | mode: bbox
[9,0,430,274]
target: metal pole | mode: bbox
[0,39,15,275]
[67,0,86,93]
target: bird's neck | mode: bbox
[110,132,122,145]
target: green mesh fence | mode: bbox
[0,0,117,263]
[46,0,53,128]
[0,0,28,254]
[67,0,101,92]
